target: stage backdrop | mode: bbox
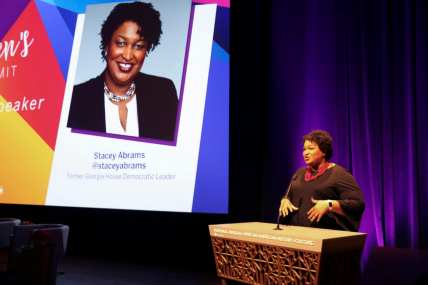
[266,0,428,262]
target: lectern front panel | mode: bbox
[209,222,366,285]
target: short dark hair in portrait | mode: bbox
[303,130,333,160]
[100,1,162,58]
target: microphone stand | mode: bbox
[275,213,283,230]
[274,174,296,230]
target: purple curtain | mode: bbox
[267,0,428,261]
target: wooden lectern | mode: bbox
[209,222,366,285]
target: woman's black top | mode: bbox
[282,165,365,232]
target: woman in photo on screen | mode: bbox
[67,1,178,141]
[278,130,365,232]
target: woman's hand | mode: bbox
[307,198,329,223]
[279,198,299,217]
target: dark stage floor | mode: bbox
[57,256,222,285]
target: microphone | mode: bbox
[275,174,298,230]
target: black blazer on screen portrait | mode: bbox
[67,72,178,141]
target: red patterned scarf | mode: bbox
[304,162,333,181]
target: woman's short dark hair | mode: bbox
[100,1,162,59]
[303,130,333,160]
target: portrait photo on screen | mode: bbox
[67,1,189,142]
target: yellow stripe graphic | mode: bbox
[0,95,52,205]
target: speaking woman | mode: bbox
[67,2,178,141]
[279,130,365,231]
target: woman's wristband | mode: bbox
[328,200,333,211]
